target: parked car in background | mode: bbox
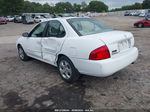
[0,17,7,24]
[43,15,52,19]
[130,12,137,16]
[146,11,150,18]
[58,13,74,17]
[34,16,44,23]
[138,10,146,17]
[34,16,47,23]
[57,14,63,18]
[124,11,140,16]
[146,14,150,18]
[139,13,146,17]
[34,16,41,23]
[50,14,56,18]
[6,16,14,22]
[16,17,138,83]
[14,16,22,23]
[133,11,140,16]
[124,12,130,16]
[134,17,150,28]
[22,15,34,24]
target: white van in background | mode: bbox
[139,10,146,17]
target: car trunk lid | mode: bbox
[84,30,134,56]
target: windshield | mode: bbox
[67,18,112,36]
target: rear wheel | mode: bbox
[18,46,29,61]
[57,56,80,83]
[138,23,144,28]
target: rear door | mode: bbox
[42,20,66,64]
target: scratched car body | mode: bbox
[16,17,138,83]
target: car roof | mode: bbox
[43,16,90,22]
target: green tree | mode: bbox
[31,2,43,13]
[81,2,88,12]
[0,0,3,14]
[142,0,150,9]
[73,3,81,12]
[121,5,132,10]
[1,0,24,15]
[111,2,142,11]
[88,1,108,12]
[132,3,142,9]
[55,2,73,13]
[42,3,51,13]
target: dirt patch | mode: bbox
[3,92,27,108]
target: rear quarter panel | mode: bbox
[59,37,105,60]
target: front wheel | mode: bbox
[138,23,144,28]
[18,46,29,61]
[58,56,80,83]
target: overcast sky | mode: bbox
[27,0,144,9]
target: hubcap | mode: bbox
[139,24,142,28]
[59,60,72,79]
[18,48,24,59]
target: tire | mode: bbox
[57,56,80,83]
[138,23,144,28]
[18,46,29,61]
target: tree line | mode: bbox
[0,0,150,15]
[0,0,108,15]
[111,0,150,12]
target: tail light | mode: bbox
[89,45,110,60]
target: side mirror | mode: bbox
[22,32,29,37]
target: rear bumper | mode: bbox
[73,47,138,77]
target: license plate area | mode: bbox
[118,39,130,52]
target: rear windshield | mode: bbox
[67,18,112,36]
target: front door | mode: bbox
[42,20,66,64]
[26,22,47,59]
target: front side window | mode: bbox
[46,20,66,38]
[29,22,47,37]
[67,18,112,36]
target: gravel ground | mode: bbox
[0,16,150,111]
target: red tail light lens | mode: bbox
[89,45,110,60]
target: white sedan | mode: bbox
[34,16,47,23]
[16,17,138,83]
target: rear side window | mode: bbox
[46,20,66,38]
